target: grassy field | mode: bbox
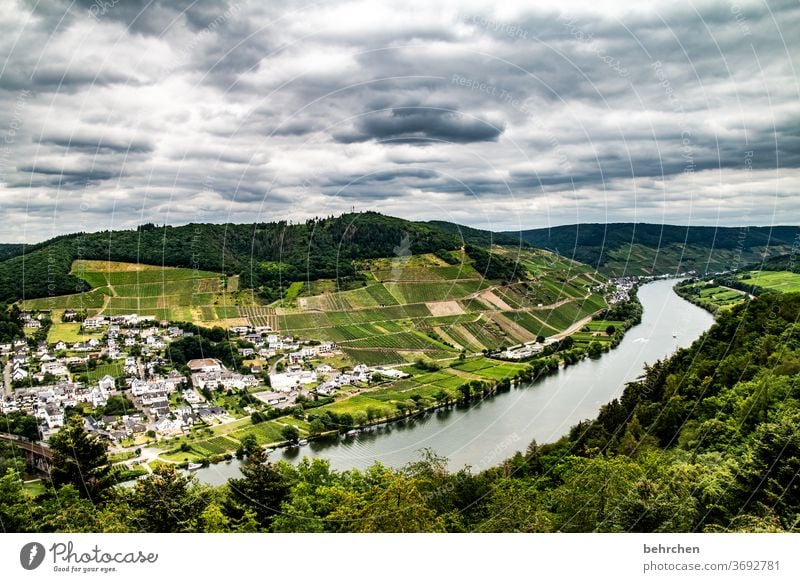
[85,361,124,383]
[159,418,310,462]
[678,270,800,313]
[743,271,800,293]
[47,323,105,344]
[675,281,747,312]
[311,357,529,420]
[22,260,246,327]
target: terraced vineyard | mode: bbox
[273,249,609,365]
[238,306,278,329]
[18,246,611,362]
[21,260,247,326]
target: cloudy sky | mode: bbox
[0,0,798,242]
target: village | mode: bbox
[0,310,408,449]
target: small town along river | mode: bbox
[189,279,714,484]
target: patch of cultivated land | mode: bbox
[426,300,465,316]
[678,271,800,313]
[21,260,246,325]
[311,357,531,420]
[744,270,800,293]
[274,248,608,364]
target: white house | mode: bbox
[154,417,183,436]
[11,366,28,382]
[41,361,69,377]
[90,386,109,408]
[82,316,107,330]
[98,375,116,392]
[269,370,318,390]
[42,404,64,429]
[374,367,410,379]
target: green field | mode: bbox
[313,357,528,420]
[675,271,800,314]
[743,271,800,293]
[47,323,105,344]
[675,281,747,312]
[22,260,243,327]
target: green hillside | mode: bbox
[269,247,607,364]
[20,260,249,333]
[0,243,23,261]
[18,245,610,364]
[0,212,521,304]
[510,223,800,276]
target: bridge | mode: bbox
[0,432,52,474]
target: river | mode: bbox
[190,279,714,485]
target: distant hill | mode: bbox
[0,213,519,304]
[508,223,800,276]
[422,221,523,247]
[747,253,800,273]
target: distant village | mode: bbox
[1,310,407,446]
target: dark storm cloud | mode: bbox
[71,0,237,35]
[334,107,505,145]
[15,164,120,187]
[0,67,134,92]
[323,168,438,187]
[39,134,154,154]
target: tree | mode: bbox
[1,411,40,441]
[0,469,28,532]
[327,469,445,532]
[308,418,326,435]
[605,324,616,336]
[281,425,300,443]
[127,465,210,532]
[102,394,136,417]
[49,417,113,500]
[477,479,552,532]
[237,434,258,457]
[225,448,295,530]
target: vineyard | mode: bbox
[20,246,611,365]
[269,247,609,363]
[22,260,243,326]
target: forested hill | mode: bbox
[0,213,523,303]
[508,223,800,276]
[0,243,23,261]
[748,253,800,273]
